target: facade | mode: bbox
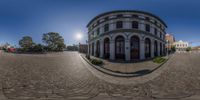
[173,40,189,52]
[165,33,175,51]
[87,10,167,61]
[79,43,88,53]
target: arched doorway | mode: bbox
[104,38,110,59]
[145,38,151,58]
[92,43,94,56]
[154,41,158,57]
[115,36,125,60]
[96,41,100,57]
[160,43,162,56]
[130,36,140,60]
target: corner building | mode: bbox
[87,10,167,61]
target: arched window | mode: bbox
[115,36,125,60]
[131,36,140,60]
[132,21,138,29]
[145,38,151,58]
[104,38,110,59]
[116,21,123,29]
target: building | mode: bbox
[165,33,175,51]
[173,40,189,52]
[87,10,167,61]
[79,43,88,54]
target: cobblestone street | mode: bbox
[0,51,200,100]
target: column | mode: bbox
[125,39,130,61]
[140,40,145,60]
[100,39,104,58]
[110,40,115,60]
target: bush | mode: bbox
[153,57,166,64]
[90,58,103,65]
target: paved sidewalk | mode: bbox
[81,54,168,76]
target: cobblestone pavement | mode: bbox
[0,52,200,100]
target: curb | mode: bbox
[81,54,171,77]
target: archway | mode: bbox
[115,36,125,60]
[104,38,110,59]
[96,41,100,57]
[130,36,140,60]
[145,38,151,58]
[92,43,94,56]
[160,43,162,56]
[154,41,158,57]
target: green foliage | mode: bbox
[67,45,78,51]
[31,44,45,52]
[19,36,34,51]
[186,47,192,52]
[171,45,176,52]
[42,32,65,51]
[90,58,103,65]
[153,57,166,64]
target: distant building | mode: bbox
[173,40,189,52]
[165,33,175,51]
[79,43,88,54]
[192,46,200,51]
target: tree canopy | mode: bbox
[42,32,65,51]
[19,36,34,50]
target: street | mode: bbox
[0,51,200,100]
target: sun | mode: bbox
[75,33,83,40]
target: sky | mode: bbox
[0,0,200,47]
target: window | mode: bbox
[96,28,100,35]
[154,28,157,35]
[105,17,109,21]
[145,24,150,32]
[146,17,150,21]
[117,14,123,18]
[132,21,138,29]
[116,21,123,29]
[132,14,138,18]
[104,24,109,32]
[160,32,162,38]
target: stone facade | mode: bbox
[87,10,167,61]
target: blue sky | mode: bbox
[0,0,200,46]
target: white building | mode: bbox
[87,10,167,61]
[173,40,189,52]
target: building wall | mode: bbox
[165,33,175,50]
[173,40,189,52]
[87,10,167,61]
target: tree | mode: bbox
[171,45,176,52]
[42,32,65,51]
[186,47,192,52]
[19,36,34,51]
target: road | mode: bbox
[0,51,200,100]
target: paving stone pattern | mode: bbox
[0,52,200,100]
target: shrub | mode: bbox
[153,57,166,64]
[90,58,103,65]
